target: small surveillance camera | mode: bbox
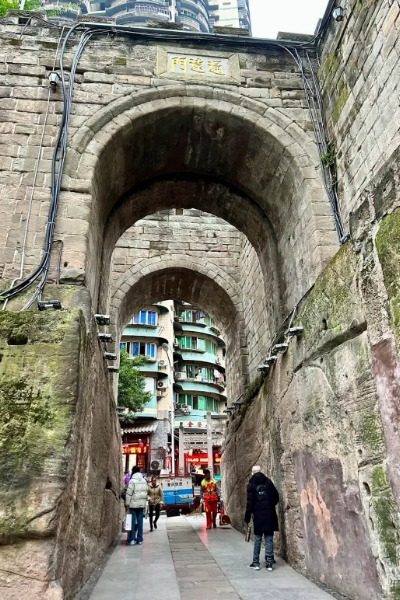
[332,6,344,21]
[48,71,61,91]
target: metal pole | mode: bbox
[163,341,175,475]
[170,0,176,22]
[207,411,213,477]
[179,423,185,475]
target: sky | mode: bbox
[249,0,329,39]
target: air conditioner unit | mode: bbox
[178,404,191,415]
[157,380,167,390]
[158,360,167,368]
[175,372,186,380]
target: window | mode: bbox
[129,310,157,326]
[205,339,217,354]
[177,394,218,412]
[128,341,157,359]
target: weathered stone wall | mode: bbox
[224,241,400,599]
[319,0,400,228]
[0,17,337,315]
[224,7,400,598]
[0,305,122,600]
[0,8,399,600]
[111,208,271,392]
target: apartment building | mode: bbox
[45,0,252,33]
[119,301,227,476]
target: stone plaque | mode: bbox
[156,47,241,83]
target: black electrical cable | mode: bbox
[0,15,347,303]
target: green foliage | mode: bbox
[321,142,336,168]
[0,0,42,17]
[117,350,152,415]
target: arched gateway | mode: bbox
[0,12,399,600]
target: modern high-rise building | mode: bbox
[209,0,251,32]
[84,0,251,33]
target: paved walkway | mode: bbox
[87,515,334,600]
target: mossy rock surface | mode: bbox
[371,466,399,565]
[375,208,400,348]
[299,244,365,359]
[0,310,82,541]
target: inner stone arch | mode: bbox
[115,265,247,400]
[109,207,274,382]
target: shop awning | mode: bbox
[122,422,158,434]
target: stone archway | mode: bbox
[62,85,338,319]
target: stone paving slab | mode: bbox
[87,514,334,600]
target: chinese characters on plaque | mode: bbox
[168,53,230,77]
[156,48,240,82]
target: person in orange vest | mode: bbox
[201,469,219,529]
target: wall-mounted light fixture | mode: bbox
[265,355,278,365]
[332,6,344,21]
[95,314,111,325]
[273,343,289,353]
[286,326,304,337]
[48,70,61,92]
[98,332,113,343]
[38,300,62,311]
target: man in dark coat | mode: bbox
[244,465,279,571]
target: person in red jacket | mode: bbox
[201,469,219,529]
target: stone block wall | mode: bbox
[0,17,337,318]
[111,208,272,389]
[319,0,400,228]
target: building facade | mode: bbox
[119,301,174,474]
[46,0,251,33]
[209,0,251,32]
[119,301,227,476]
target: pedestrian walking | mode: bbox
[123,470,131,487]
[201,469,219,529]
[125,466,148,545]
[244,465,279,571]
[148,475,163,531]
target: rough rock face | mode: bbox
[224,240,400,600]
[0,309,122,599]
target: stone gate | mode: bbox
[0,1,399,598]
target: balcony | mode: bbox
[173,349,225,369]
[134,394,158,419]
[175,322,221,338]
[123,324,168,345]
[135,360,160,375]
[173,380,226,400]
